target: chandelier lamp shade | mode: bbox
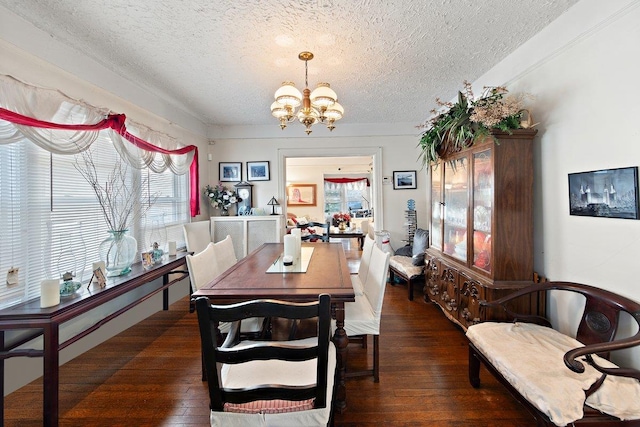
[270,51,344,135]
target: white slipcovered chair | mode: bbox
[343,244,390,382]
[212,235,238,273]
[186,242,219,291]
[350,234,375,296]
[183,220,212,254]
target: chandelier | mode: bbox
[270,51,344,135]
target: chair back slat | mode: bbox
[298,221,330,242]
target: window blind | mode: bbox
[0,134,189,310]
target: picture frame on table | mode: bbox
[247,161,270,181]
[219,162,242,182]
[93,266,107,288]
[393,170,417,190]
[568,166,639,219]
[287,184,317,206]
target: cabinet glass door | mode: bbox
[443,158,468,262]
[472,149,493,273]
[430,164,442,250]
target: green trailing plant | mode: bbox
[418,81,530,167]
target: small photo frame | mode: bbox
[219,162,242,182]
[92,266,106,288]
[568,166,639,219]
[141,251,154,270]
[247,161,270,181]
[393,170,417,190]
[287,184,317,206]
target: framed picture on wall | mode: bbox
[247,161,270,181]
[287,184,317,206]
[219,162,242,182]
[393,170,417,189]
[568,166,639,219]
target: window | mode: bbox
[323,177,371,217]
[0,136,189,309]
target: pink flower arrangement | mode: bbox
[333,212,351,223]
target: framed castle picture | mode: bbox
[568,166,639,219]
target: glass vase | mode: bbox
[220,206,230,216]
[99,229,137,277]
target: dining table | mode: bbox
[191,241,355,414]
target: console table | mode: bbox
[0,253,189,427]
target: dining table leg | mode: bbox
[332,301,348,414]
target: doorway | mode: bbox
[278,147,383,230]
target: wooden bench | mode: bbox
[467,281,640,426]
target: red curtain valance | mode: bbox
[0,107,200,216]
[324,177,370,186]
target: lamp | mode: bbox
[270,52,344,135]
[267,196,280,215]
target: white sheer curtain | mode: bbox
[323,179,367,193]
[0,74,193,175]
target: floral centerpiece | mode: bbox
[204,183,242,216]
[332,212,351,229]
[418,81,534,167]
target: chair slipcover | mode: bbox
[345,245,390,337]
[350,234,375,296]
[186,242,262,334]
[186,242,218,291]
[213,235,238,273]
[183,220,212,254]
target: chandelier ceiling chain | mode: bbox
[270,51,344,135]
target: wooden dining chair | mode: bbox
[350,234,375,296]
[343,244,390,382]
[195,294,335,427]
[183,220,212,254]
[297,221,329,242]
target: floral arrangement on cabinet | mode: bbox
[205,183,242,216]
[418,81,537,167]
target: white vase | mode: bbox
[99,230,137,276]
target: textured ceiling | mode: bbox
[1,0,579,128]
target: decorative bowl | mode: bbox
[60,280,82,297]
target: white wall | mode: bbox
[476,0,640,367]
[208,136,428,250]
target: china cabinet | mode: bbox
[426,129,544,329]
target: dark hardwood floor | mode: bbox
[4,240,534,426]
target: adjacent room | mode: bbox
[0,1,639,426]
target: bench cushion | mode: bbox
[467,322,640,425]
[389,255,423,279]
